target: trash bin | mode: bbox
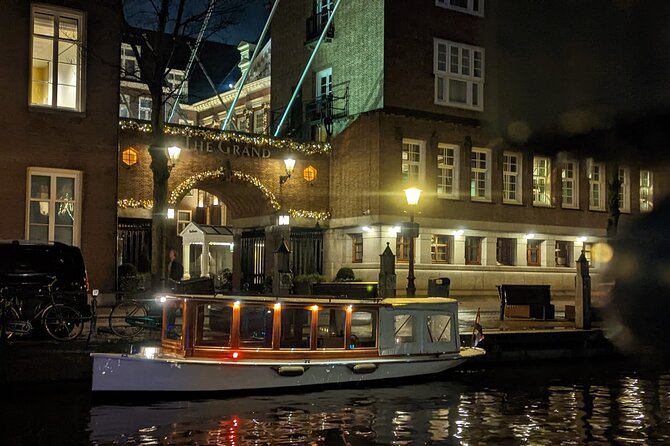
[427,277,450,297]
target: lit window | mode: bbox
[503,152,521,204]
[437,144,459,199]
[402,139,424,185]
[618,166,630,213]
[396,234,410,262]
[434,39,484,110]
[435,0,484,16]
[470,148,491,201]
[588,159,605,211]
[561,160,579,209]
[351,233,363,263]
[27,168,82,246]
[121,147,139,166]
[533,156,552,206]
[640,170,653,212]
[431,235,452,264]
[253,109,267,134]
[30,5,85,111]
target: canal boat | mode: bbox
[91,294,484,393]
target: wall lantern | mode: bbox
[121,147,139,167]
[278,214,290,226]
[303,165,317,183]
[279,158,296,185]
[167,145,182,171]
[167,208,175,219]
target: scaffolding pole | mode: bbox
[273,0,343,138]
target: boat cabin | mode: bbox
[159,295,461,360]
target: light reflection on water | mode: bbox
[4,360,670,445]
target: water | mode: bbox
[5,359,670,445]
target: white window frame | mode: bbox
[119,93,131,118]
[166,69,187,96]
[139,96,152,121]
[588,159,605,211]
[177,210,192,234]
[640,169,654,212]
[26,167,83,246]
[502,152,521,204]
[402,139,425,185]
[30,5,86,111]
[253,108,267,134]
[561,160,579,209]
[437,143,459,199]
[434,39,484,111]
[316,67,333,100]
[533,156,552,207]
[316,0,334,29]
[120,43,140,80]
[618,166,630,213]
[435,0,484,16]
[470,148,491,201]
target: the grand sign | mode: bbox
[184,135,271,158]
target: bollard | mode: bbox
[575,251,591,329]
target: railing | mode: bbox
[306,11,335,43]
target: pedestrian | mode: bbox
[167,248,183,289]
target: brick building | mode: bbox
[268,0,661,297]
[0,0,121,291]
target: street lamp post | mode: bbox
[404,187,422,297]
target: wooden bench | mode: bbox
[497,284,555,320]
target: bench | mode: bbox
[497,284,555,320]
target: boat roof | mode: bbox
[165,293,457,306]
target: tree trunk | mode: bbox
[149,93,169,290]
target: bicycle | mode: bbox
[0,277,84,341]
[108,297,162,338]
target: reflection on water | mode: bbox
[4,360,670,445]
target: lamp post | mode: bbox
[404,187,422,297]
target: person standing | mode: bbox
[167,249,183,289]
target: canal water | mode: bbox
[5,358,670,445]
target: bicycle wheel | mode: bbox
[0,305,20,339]
[42,304,83,341]
[109,301,148,338]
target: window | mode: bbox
[618,166,630,213]
[239,304,274,349]
[196,304,232,347]
[496,238,515,266]
[465,236,482,265]
[177,210,191,234]
[317,308,346,349]
[316,0,333,29]
[121,147,139,167]
[470,148,491,201]
[253,109,267,134]
[640,170,653,212]
[27,168,82,246]
[527,239,542,266]
[437,144,459,199]
[431,234,452,263]
[434,39,484,110]
[316,67,332,100]
[583,242,595,268]
[402,139,424,185]
[166,70,186,95]
[503,152,521,204]
[396,234,409,262]
[588,160,605,211]
[119,94,131,118]
[280,307,312,349]
[533,156,552,206]
[436,0,484,16]
[351,233,363,263]
[561,160,579,209]
[236,114,249,132]
[120,43,139,80]
[555,240,573,267]
[30,5,85,111]
[394,314,415,344]
[350,310,376,348]
[426,314,453,343]
[138,96,152,121]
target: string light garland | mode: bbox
[288,209,331,220]
[119,119,331,155]
[118,198,153,209]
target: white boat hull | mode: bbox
[91,348,483,393]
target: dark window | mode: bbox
[465,236,482,265]
[351,233,363,263]
[239,304,274,348]
[280,307,312,349]
[527,240,542,266]
[555,240,573,267]
[496,238,516,266]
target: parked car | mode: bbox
[0,240,91,317]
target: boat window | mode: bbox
[394,314,415,343]
[164,300,183,341]
[240,304,274,349]
[426,313,453,343]
[350,310,376,348]
[196,304,232,347]
[317,308,346,349]
[280,307,312,349]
